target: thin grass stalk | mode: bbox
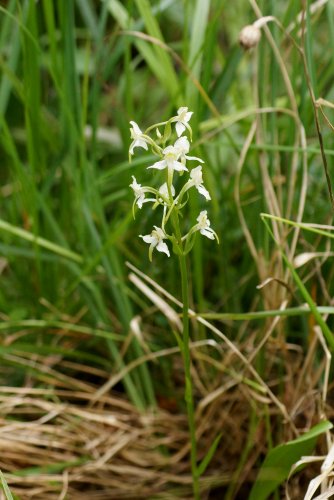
[261,215,334,351]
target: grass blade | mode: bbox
[249,421,333,500]
[0,470,14,500]
[197,433,222,477]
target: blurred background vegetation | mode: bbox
[1,0,334,498]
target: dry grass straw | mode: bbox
[0,262,332,498]
[0,384,224,499]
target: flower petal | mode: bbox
[186,154,204,163]
[197,184,211,200]
[200,228,215,239]
[129,176,140,190]
[140,235,155,244]
[159,182,175,199]
[197,210,208,224]
[171,160,188,172]
[136,195,145,208]
[147,160,167,170]
[190,166,203,183]
[174,136,190,153]
[129,139,148,155]
[176,122,186,137]
[156,240,170,257]
[137,139,148,150]
[185,111,193,122]
[177,106,188,115]
[130,121,141,134]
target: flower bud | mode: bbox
[239,24,261,50]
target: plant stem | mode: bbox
[179,252,200,499]
[168,178,199,498]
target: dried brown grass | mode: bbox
[0,273,331,500]
[0,385,227,499]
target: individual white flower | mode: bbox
[148,145,188,172]
[159,182,175,203]
[130,176,155,209]
[174,107,193,137]
[189,166,211,200]
[195,210,218,241]
[174,136,204,164]
[140,226,170,260]
[129,121,149,155]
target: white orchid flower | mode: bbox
[174,136,204,164]
[176,165,210,204]
[189,166,211,200]
[159,182,175,203]
[148,145,188,172]
[140,226,170,260]
[195,211,218,241]
[129,121,149,155]
[129,176,155,209]
[174,107,193,137]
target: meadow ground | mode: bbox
[1,1,334,498]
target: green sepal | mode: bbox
[151,142,163,156]
[185,122,193,141]
[148,245,154,262]
[131,200,137,219]
[163,120,172,144]
[171,235,183,256]
[184,231,197,255]
[177,193,189,210]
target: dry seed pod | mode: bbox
[239,24,261,50]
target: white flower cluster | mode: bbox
[129,107,218,260]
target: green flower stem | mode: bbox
[129,110,216,497]
[172,211,199,499]
[145,120,168,134]
[179,251,200,499]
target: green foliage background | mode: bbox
[1,0,334,497]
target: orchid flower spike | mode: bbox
[174,107,193,137]
[129,121,149,155]
[129,107,219,259]
[140,226,170,261]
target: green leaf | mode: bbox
[261,214,334,351]
[197,433,222,477]
[0,470,14,500]
[186,0,211,105]
[0,218,83,263]
[163,120,172,144]
[133,0,179,98]
[172,329,184,352]
[13,459,87,477]
[107,0,179,100]
[249,420,333,500]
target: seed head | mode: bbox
[239,24,261,50]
